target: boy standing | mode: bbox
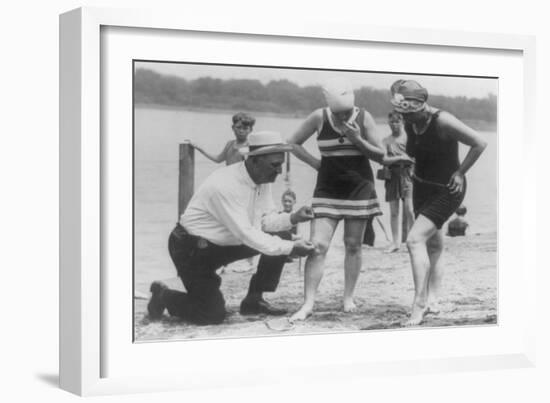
[191,112,255,165]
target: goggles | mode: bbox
[390,93,426,113]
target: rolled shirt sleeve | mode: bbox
[207,185,294,256]
[261,211,293,233]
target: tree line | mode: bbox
[134,68,497,123]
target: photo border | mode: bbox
[131,58,499,343]
[59,6,536,396]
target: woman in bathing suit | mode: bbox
[288,78,410,321]
[391,79,487,326]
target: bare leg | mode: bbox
[342,218,368,312]
[402,197,415,239]
[290,217,338,321]
[405,215,438,326]
[386,200,401,252]
[426,230,444,312]
[375,216,392,243]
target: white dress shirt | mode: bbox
[180,162,294,256]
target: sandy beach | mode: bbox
[134,231,497,342]
[132,106,498,342]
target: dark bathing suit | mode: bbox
[405,110,466,229]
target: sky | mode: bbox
[138,61,497,99]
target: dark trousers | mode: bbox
[163,224,290,325]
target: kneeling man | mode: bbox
[148,131,315,325]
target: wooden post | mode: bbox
[178,142,194,218]
[402,211,408,243]
[284,153,291,188]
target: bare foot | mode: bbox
[426,300,444,315]
[384,244,400,253]
[427,300,456,314]
[343,299,358,313]
[405,304,428,326]
[289,305,313,322]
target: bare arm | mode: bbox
[381,154,414,166]
[439,111,488,193]
[191,140,231,163]
[341,110,386,162]
[287,110,323,170]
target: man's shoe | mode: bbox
[239,298,288,316]
[147,281,168,320]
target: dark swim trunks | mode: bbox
[413,179,466,230]
[385,165,413,202]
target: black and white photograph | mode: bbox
[132,61,497,342]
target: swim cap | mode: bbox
[322,78,355,112]
[390,79,407,95]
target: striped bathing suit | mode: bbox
[312,107,382,220]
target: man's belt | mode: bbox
[173,223,210,249]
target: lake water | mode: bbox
[134,107,497,291]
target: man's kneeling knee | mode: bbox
[192,300,227,325]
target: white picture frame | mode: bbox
[59,6,537,396]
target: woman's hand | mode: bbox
[290,206,315,224]
[447,171,465,194]
[341,121,362,143]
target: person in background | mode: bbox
[281,189,298,234]
[391,80,487,326]
[190,112,255,165]
[279,189,299,263]
[447,205,469,237]
[189,112,256,272]
[380,111,415,252]
[147,131,315,325]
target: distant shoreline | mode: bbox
[135,103,497,132]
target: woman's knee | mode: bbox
[406,231,426,249]
[311,239,330,257]
[343,236,362,254]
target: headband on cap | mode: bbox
[322,78,355,112]
[390,80,428,113]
